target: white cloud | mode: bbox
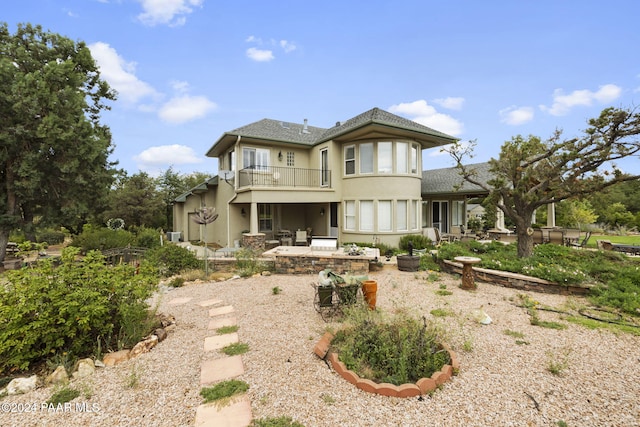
[540,84,622,116]
[388,100,464,136]
[158,95,216,123]
[246,47,274,62]
[433,97,465,111]
[280,40,297,53]
[88,42,159,104]
[137,0,203,27]
[134,144,203,169]
[499,106,534,125]
[170,80,190,93]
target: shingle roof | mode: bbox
[421,162,493,196]
[173,176,218,203]
[318,107,458,143]
[227,118,324,145]
[206,107,458,157]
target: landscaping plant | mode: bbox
[331,307,450,385]
[0,247,157,374]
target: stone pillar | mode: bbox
[242,233,265,252]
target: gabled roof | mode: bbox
[206,107,458,157]
[173,176,218,203]
[421,162,493,196]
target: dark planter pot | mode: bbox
[318,285,333,307]
[397,255,420,272]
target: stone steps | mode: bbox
[166,296,252,427]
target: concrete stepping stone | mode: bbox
[197,298,223,307]
[204,333,238,351]
[168,297,192,305]
[195,394,252,427]
[200,355,244,385]
[209,305,234,317]
[208,317,237,331]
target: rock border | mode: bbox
[313,332,459,398]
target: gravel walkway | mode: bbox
[1,268,639,427]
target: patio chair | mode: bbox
[563,229,581,246]
[570,231,591,249]
[295,230,308,246]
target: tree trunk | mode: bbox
[0,230,9,262]
[517,230,534,258]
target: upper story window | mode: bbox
[286,151,295,166]
[228,150,235,171]
[396,142,408,174]
[243,147,269,170]
[360,143,373,174]
[344,145,355,175]
[411,144,418,174]
[343,140,420,176]
[378,142,392,173]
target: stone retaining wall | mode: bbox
[274,254,371,275]
[441,259,592,296]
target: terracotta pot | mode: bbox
[361,280,378,310]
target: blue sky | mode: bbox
[5,0,640,176]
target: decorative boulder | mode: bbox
[129,335,158,358]
[154,328,167,342]
[103,349,131,367]
[73,358,96,379]
[7,375,38,395]
[45,365,69,386]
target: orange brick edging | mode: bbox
[314,332,458,398]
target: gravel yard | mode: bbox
[1,268,639,427]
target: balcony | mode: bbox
[238,165,331,189]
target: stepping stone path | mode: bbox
[166,296,252,427]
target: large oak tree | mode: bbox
[447,106,640,258]
[0,23,116,260]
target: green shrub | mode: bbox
[235,248,269,277]
[36,229,66,245]
[133,227,163,249]
[0,247,157,374]
[144,243,201,277]
[71,225,135,252]
[399,234,434,251]
[419,254,440,271]
[331,308,449,385]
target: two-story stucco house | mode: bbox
[172,107,459,249]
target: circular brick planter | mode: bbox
[313,332,459,398]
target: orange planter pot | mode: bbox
[361,280,378,310]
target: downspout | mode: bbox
[226,135,241,247]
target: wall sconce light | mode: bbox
[278,151,283,161]
[241,208,246,217]
[320,207,325,216]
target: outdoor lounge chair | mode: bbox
[295,230,308,246]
